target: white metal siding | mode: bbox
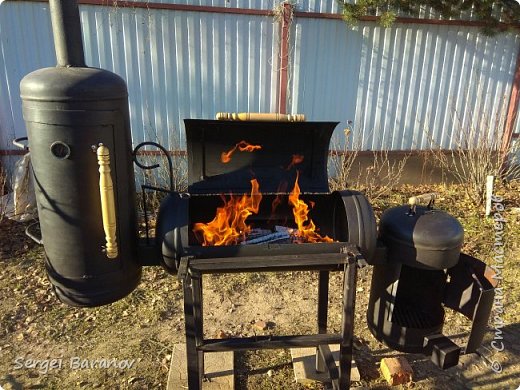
[295,0,342,13]
[116,0,279,10]
[0,1,518,154]
[0,1,279,150]
[289,17,520,150]
[0,2,56,150]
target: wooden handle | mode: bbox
[216,112,306,122]
[97,144,118,259]
[408,193,437,207]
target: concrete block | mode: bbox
[167,343,234,390]
[290,345,360,385]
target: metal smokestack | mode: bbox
[49,0,86,67]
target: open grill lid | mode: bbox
[185,119,339,194]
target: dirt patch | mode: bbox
[0,184,519,389]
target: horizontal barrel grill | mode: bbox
[148,118,377,389]
[155,119,377,273]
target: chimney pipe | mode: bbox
[49,0,86,67]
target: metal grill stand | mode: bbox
[179,245,363,390]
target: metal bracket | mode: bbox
[13,137,29,150]
[131,141,177,246]
[342,246,366,268]
[178,256,193,281]
[132,141,174,192]
[25,221,43,245]
[443,253,496,354]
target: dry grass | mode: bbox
[351,150,410,201]
[328,124,359,192]
[0,183,519,389]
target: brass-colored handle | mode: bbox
[216,112,306,122]
[96,144,118,259]
[408,193,437,207]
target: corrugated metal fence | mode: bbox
[289,17,520,150]
[0,0,519,157]
[0,1,280,152]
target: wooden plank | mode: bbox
[168,343,234,390]
[290,345,360,385]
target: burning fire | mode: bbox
[288,171,333,243]
[193,179,262,246]
[194,145,332,246]
[270,183,287,218]
[221,140,262,163]
[286,154,304,170]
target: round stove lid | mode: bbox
[380,205,464,251]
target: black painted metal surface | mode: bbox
[48,0,85,67]
[443,253,496,353]
[379,205,464,270]
[19,0,141,307]
[367,263,446,354]
[367,203,494,369]
[184,119,338,194]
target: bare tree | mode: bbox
[328,122,411,201]
[328,122,359,191]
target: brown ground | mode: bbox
[0,184,519,390]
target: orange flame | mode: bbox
[270,181,288,217]
[193,179,262,246]
[288,172,333,243]
[221,140,262,163]
[287,154,304,170]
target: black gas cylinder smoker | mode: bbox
[19,0,141,307]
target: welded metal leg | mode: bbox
[192,274,205,381]
[339,259,357,389]
[183,274,202,390]
[316,270,329,373]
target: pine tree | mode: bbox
[337,0,520,35]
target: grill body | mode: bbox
[156,119,377,272]
[149,118,378,389]
[20,67,141,307]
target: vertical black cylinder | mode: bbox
[367,204,464,353]
[19,0,141,307]
[20,68,142,307]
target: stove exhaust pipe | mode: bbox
[49,0,86,67]
[20,0,142,307]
